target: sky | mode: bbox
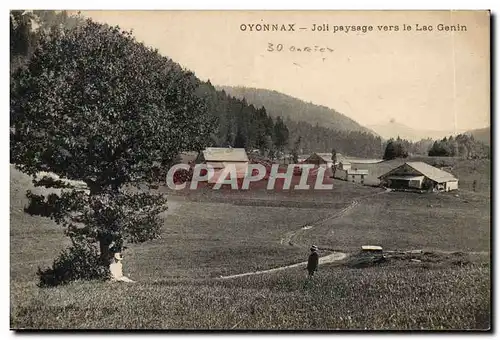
[77,10,490,132]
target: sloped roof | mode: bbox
[347,169,369,175]
[406,162,457,182]
[381,162,457,183]
[316,153,333,162]
[386,175,425,181]
[305,152,332,162]
[201,148,249,162]
[178,151,198,164]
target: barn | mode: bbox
[379,161,459,192]
[304,152,333,168]
[196,147,249,183]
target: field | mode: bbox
[10,161,491,330]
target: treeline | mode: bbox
[195,81,289,157]
[10,10,84,72]
[382,135,490,160]
[428,134,490,159]
[382,137,434,158]
[285,120,384,158]
[199,80,386,158]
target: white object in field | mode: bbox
[406,249,423,254]
[361,245,383,251]
[109,252,135,283]
[301,225,312,230]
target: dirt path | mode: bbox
[217,248,489,280]
[221,190,392,280]
[281,188,390,246]
[218,251,348,279]
[279,199,359,245]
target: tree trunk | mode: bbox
[99,236,113,267]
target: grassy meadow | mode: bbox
[10,160,491,330]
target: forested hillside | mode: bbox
[285,120,383,157]
[217,86,376,134]
[467,127,490,146]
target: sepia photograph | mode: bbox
[9,9,491,330]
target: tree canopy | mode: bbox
[428,134,489,159]
[383,138,409,160]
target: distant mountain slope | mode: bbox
[467,127,490,145]
[217,86,376,135]
[367,121,468,142]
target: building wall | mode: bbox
[338,162,351,170]
[387,179,409,189]
[336,169,366,184]
[334,169,348,180]
[446,180,459,191]
[408,178,423,189]
[348,173,366,184]
[335,169,367,184]
[208,162,249,183]
[381,163,422,179]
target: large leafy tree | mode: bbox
[11,19,215,276]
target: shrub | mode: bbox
[37,237,109,287]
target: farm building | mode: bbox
[379,162,458,192]
[335,167,369,184]
[304,152,334,167]
[196,147,249,183]
[337,161,351,171]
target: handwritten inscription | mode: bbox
[267,43,334,53]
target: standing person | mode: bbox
[307,245,319,278]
